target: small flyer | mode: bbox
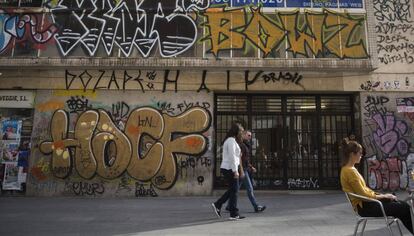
[3,162,21,190]
[1,120,22,141]
[17,167,27,184]
[0,141,20,163]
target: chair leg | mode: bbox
[386,221,393,236]
[360,219,368,236]
[409,199,414,234]
[354,219,364,236]
[394,219,403,236]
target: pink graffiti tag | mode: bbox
[372,113,409,155]
[367,156,404,191]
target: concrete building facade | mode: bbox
[0,0,412,197]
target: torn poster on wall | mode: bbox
[3,162,20,190]
[397,97,414,113]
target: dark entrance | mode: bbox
[214,94,355,190]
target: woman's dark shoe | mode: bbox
[255,205,266,212]
[229,215,246,220]
[211,203,221,218]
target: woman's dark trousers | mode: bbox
[214,168,240,217]
[358,199,413,234]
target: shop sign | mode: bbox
[0,90,35,108]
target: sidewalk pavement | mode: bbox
[0,191,412,236]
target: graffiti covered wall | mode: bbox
[28,90,213,197]
[0,0,368,59]
[361,1,414,187]
[374,0,414,71]
[361,92,414,192]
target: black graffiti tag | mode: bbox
[135,183,158,197]
[374,0,413,23]
[71,181,105,196]
[66,96,91,113]
[49,0,209,57]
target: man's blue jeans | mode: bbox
[240,169,258,210]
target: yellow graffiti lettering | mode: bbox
[39,106,211,190]
[280,10,324,57]
[36,101,65,112]
[202,8,246,56]
[39,110,78,178]
[125,107,164,182]
[93,110,132,179]
[201,7,368,59]
[53,90,97,98]
[74,110,99,179]
[335,10,368,58]
[244,7,285,56]
[153,108,210,189]
[37,157,50,174]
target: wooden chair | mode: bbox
[344,192,403,236]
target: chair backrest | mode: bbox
[344,191,389,219]
[344,192,360,217]
[344,192,403,236]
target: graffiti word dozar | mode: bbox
[64,69,305,92]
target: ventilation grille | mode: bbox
[216,96,247,112]
[286,96,316,112]
[321,96,351,113]
[252,96,282,112]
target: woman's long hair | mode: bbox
[340,137,363,166]
[222,123,243,145]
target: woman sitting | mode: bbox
[340,138,413,234]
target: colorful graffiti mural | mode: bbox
[38,106,211,190]
[28,90,214,197]
[202,8,368,58]
[362,94,414,191]
[0,2,368,58]
[0,10,57,53]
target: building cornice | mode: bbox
[0,58,374,72]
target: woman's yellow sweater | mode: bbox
[340,166,377,210]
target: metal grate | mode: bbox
[216,96,248,112]
[252,96,282,113]
[214,94,354,190]
[286,96,316,112]
[321,96,352,113]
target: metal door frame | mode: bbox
[213,93,355,190]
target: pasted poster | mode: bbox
[397,97,414,113]
[17,167,27,184]
[17,149,29,167]
[0,141,20,163]
[1,120,22,141]
[3,162,20,190]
